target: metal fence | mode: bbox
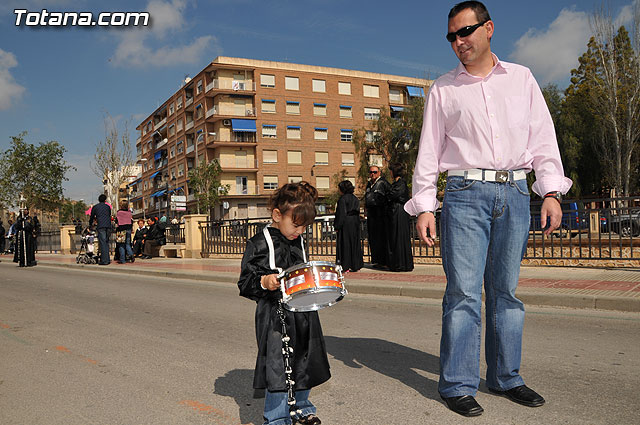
[165,224,185,244]
[199,196,639,262]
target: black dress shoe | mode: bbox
[441,395,484,417]
[489,385,545,407]
[296,414,321,424]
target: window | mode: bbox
[285,76,299,90]
[316,176,330,189]
[170,146,175,158]
[236,176,248,195]
[286,101,300,115]
[288,176,302,183]
[287,126,301,139]
[177,118,183,132]
[339,105,352,118]
[365,130,380,142]
[169,103,175,115]
[342,152,355,166]
[178,163,185,176]
[389,88,402,103]
[170,167,176,179]
[262,125,277,138]
[341,129,353,142]
[315,151,329,165]
[177,140,184,154]
[364,107,380,120]
[261,74,275,88]
[287,150,302,164]
[369,154,383,167]
[196,80,203,94]
[177,97,183,109]
[313,103,327,116]
[261,99,276,113]
[363,84,380,98]
[195,104,203,119]
[338,82,351,95]
[169,124,175,136]
[314,128,328,140]
[263,175,278,190]
[312,79,326,93]
[263,150,278,164]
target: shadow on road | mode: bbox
[325,336,443,401]
[214,368,263,425]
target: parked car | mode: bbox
[530,201,589,238]
[599,208,640,237]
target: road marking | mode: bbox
[52,345,102,366]
[0,320,32,345]
[178,400,247,425]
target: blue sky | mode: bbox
[0,0,637,205]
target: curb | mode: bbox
[18,261,640,313]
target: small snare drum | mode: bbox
[279,261,347,312]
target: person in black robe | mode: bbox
[132,219,148,257]
[334,180,363,272]
[365,165,391,268]
[238,182,329,425]
[386,162,414,272]
[13,209,40,267]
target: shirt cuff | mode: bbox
[404,197,441,216]
[531,175,573,198]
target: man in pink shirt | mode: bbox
[404,1,572,417]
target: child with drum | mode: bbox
[238,182,329,425]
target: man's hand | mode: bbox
[416,212,436,247]
[541,198,562,236]
[260,273,280,291]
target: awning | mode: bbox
[407,86,425,97]
[315,127,327,131]
[169,186,183,194]
[149,170,161,180]
[150,189,167,198]
[129,196,142,202]
[128,178,141,187]
[231,119,257,132]
[262,124,276,128]
[314,103,326,107]
[154,151,162,160]
[391,106,405,112]
[286,101,300,104]
[339,105,352,109]
[287,126,300,129]
[262,99,275,103]
[341,128,353,132]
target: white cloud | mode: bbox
[111,0,219,68]
[0,49,26,110]
[510,8,591,84]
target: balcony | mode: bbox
[206,106,218,118]
[186,145,195,154]
[185,121,194,131]
[136,136,141,145]
[185,97,194,108]
[156,138,168,148]
[155,117,167,128]
[206,79,256,93]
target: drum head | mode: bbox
[282,288,344,312]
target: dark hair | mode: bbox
[338,180,355,194]
[448,1,491,22]
[98,194,107,203]
[269,181,318,226]
[119,199,129,210]
[389,162,406,179]
[137,219,145,225]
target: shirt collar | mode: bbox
[454,53,509,80]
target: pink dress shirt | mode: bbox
[404,55,572,216]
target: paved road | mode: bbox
[1,264,639,425]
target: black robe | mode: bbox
[387,178,414,272]
[238,227,331,391]
[13,214,39,267]
[334,193,363,272]
[365,176,391,266]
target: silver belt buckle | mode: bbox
[495,170,509,183]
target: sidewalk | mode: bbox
[4,253,640,312]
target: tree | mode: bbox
[187,159,228,216]
[566,3,640,196]
[91,113,134,206]
[0,131,74,211]
[322,169,350,211]
[58,199,89,223]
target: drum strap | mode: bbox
[262,224,307,272]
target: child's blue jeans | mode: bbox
[263,389,316,425]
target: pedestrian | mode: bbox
[89,194,112,265]
[132,219,147,257]
[334,180,363,272]
[6,219,15,254]
[386,162,414,272]
[405,1,571,417]
[364,165,390,268]
[115,199,134,264]
[0,220,5,254]
[12,208,39,267]
[237,182,329,425]
[140,217,164,259]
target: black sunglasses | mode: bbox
[369,170,379,174]
[446,20,488,42]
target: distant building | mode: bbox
[133,56,431,220]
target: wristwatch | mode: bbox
[544,191,562,203]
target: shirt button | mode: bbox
[496,134,500,138]
[487,95,492,99]
[490,113,495,117]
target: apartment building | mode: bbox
[132,56,431,220]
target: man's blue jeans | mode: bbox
[438,176,530,397]
[97,227,110,265]
[263,389,316,425]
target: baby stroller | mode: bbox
[76,227,98,264]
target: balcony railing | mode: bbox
[185,97,193,108]
[206,106,217,118]
[185,121,194,131]
[206,80,256,92]
[156,138,168,148]
[155,117,167,128]
[186,145,195,154]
